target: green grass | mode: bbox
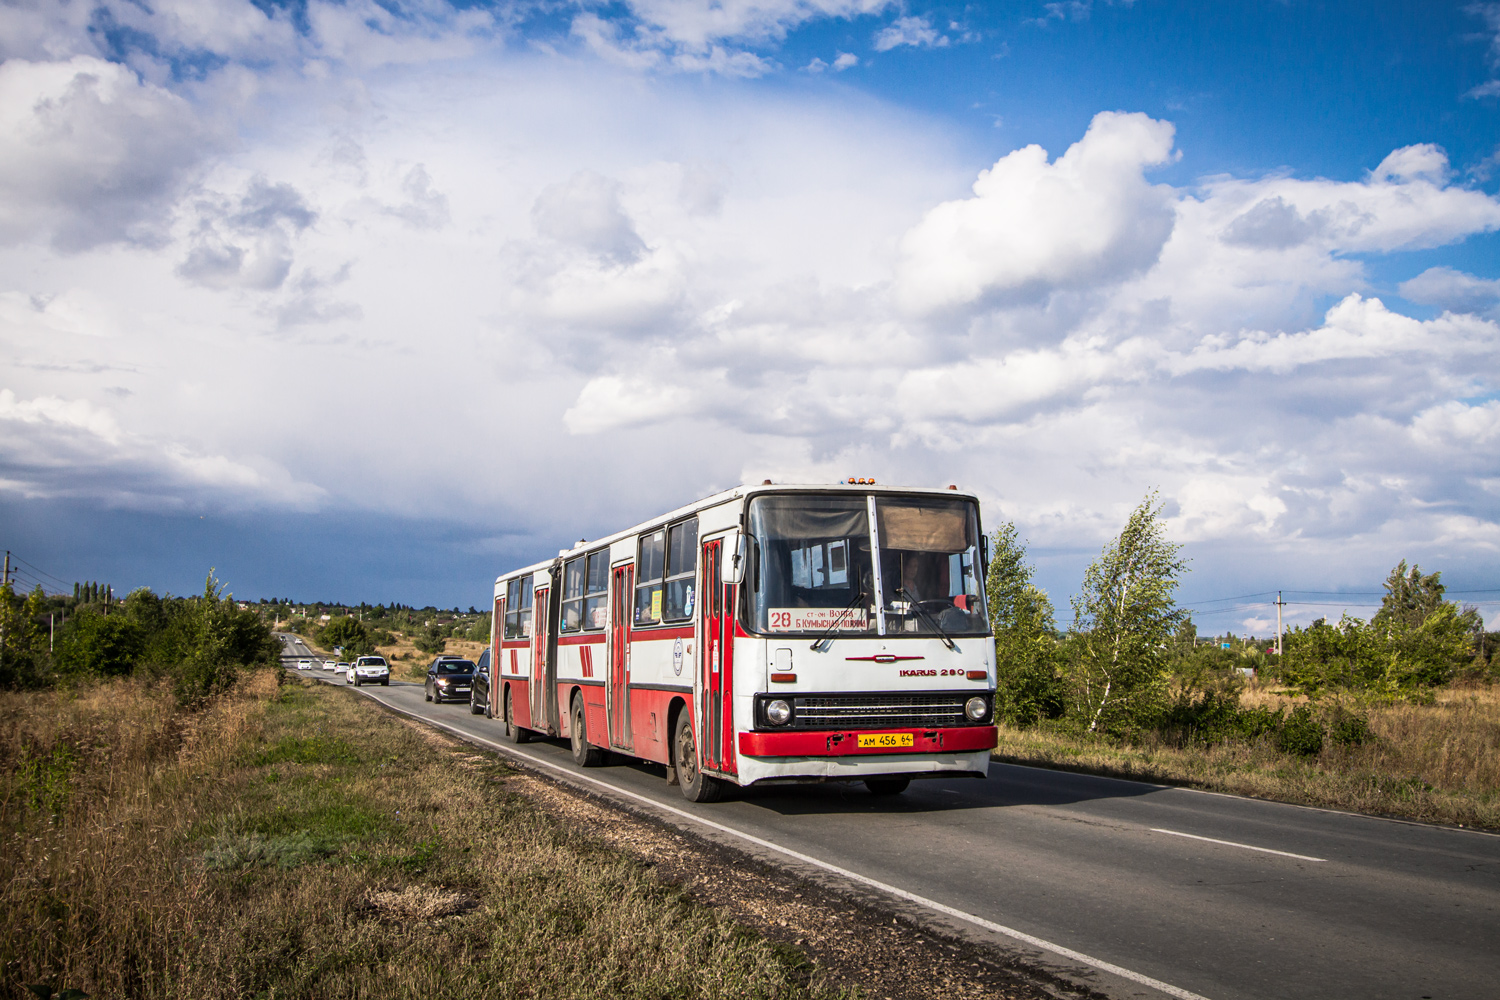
[0,672,850,1000]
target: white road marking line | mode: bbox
[350,685,1213,1000]
[1150,828,1325,862]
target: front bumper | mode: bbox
[738,725,997,757]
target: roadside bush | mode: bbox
[996,655,1066,725]
[316,616,373,657]
[413,625,447,655]
[53,610,144,678]
[1276,705,1325,757]
[44,572,277,704]
[1326,703,1374,748]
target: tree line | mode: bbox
[987,495,1494,753]
[298,611,492,658]
[0,571,279,704]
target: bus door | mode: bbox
[608,564,634,750]
[699,538,737,775]
[491,595,505,717]
[530,583,555,734]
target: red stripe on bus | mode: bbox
[628,625,695,641]
[557,633,606,646]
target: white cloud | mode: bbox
[1400,266,1500,319]
[872,16,948,51]
[620,0,893,49]
[0,388,324,510]
[894,111,1177,314]
[833,51,859,70]
[573,1,891,77]
[178,176,317,291]
[0,56,215,250]
[1168,294,1496,375]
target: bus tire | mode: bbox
[503,688,532,745]
[865,778,910,796]
[674,712,723,803]
[570,695,604,767]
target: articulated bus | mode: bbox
[487,482,998,802]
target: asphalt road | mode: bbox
[278,637,1500,1000]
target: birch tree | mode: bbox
[1068,493,1187,734]
[986,523,1063,724]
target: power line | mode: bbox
[1179,591,1278,606]
[10,554,68,589]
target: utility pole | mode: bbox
[1276,591,1284,656]
[1,551,9,673]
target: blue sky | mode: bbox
[2,0,1499,633]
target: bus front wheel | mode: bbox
[674,713,723,803]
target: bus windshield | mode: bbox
[746,493,988,637]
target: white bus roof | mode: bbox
[491,482,980,586]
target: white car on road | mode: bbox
[349,655,390,686]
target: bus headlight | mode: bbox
[964,696,987,722]
[766,699,792,726]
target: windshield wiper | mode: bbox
[809,589,866,652]
[895,587,957,651]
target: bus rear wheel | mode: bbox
[570,695,605,767]
[865,778,910,796]
[674,713,723,803]
[502,689,532,745]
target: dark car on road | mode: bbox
[469,648,491,717]
[425,657,475,704]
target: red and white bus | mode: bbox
[487,482,998,801]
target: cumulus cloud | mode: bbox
[873,16,948,51]
[178,177,317,291]
[0,56,214,251]
[619,0,893,49]
[572,0,893,76]
[531,171,649,264]
[1400,267,1500,320]
[894,111,1177,314]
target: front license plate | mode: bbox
[857,733,914,749]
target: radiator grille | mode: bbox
[787,692,977,730]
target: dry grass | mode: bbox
[0,672,848,1000]
[993,684,1500,829]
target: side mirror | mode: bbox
[979,534,990,577]
[724,531,748,585]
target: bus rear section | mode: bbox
[488,483,999,802]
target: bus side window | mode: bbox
[635,531,665,625]
[664,519,698,621]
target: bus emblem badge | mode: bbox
[673,638,684,676]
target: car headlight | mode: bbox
[964,696,988,722]
[765,699,792,726]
